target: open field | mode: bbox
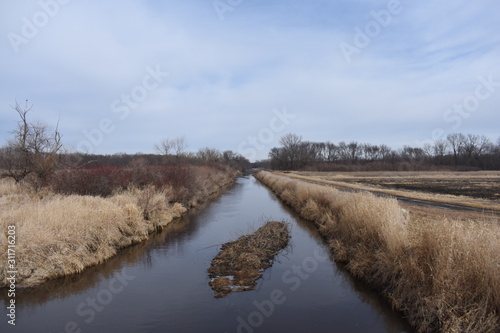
[277,171,500,214]
[255,171,500,333]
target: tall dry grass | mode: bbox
[0,166,236,287]
[255,171,500,333]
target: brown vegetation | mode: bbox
[255,171,500,333]
[0,165,237,288]
[208,221,290,298]
[279,171,500,212]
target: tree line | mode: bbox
[0,102,250,189]
[264,133,500,171]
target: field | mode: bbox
[255,171,500,333]
[278,171,500,216]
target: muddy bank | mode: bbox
[208,221,289,298]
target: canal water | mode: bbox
[1,176,413,333]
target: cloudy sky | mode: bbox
[0,0,499,161]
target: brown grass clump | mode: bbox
[208,221,290,298]
[255,171,500,333]
[0,186,185,287]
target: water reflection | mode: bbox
[0,185,232,309]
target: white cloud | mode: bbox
[0,0,498,161]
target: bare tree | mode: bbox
[279,133,303,170]
[0,101,62,185]
[447,133,466,166]
[172,136,187,157]
[155,136,188,163]
[400,146,426,169]
[362,143,381,161]
[347,141,361,164]
[432,139,449,165]
[325,142,340,163]
[197,147,221,163]
[155,138,175,156]
[379,144,392,161]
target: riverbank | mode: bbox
[255,171,500,333]
[0,165,238,288]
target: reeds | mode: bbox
[255,171,500,333]
[0,165,236,287]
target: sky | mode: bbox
[0,0,499,161]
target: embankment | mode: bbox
[0,165,238,288]
[255,171,500,333]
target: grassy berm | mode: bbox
[208,221,289,298]
[255,171,500,333]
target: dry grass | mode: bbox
[208,221,290,298]
[280,171,500,212]
[255,171,500,333]
[0,167,236,287]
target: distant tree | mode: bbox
[422,143,433,159]
[432,139,449,165]
[362,143,381,161]
[400,146,426,169]
[0,101,62,185]
[222,150,250,172]
[347,141,361,164]
[197,147,221,163]
[325,142,340,163]
[379,144,392,161]
[459,134,490,167]
[172,136,187,157]
[155,138,174,156]
[447,133,466,166]
[155,136,188,163]
[279,133,303,170]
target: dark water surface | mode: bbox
[1,176,414,333]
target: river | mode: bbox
[1,176,413,333]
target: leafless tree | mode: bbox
[155,136,188,163]
[197,147,221,163]
[462,134,491,166]
[379,144,392,161]
[447,133,466,166]
[279,133,303,170]
[172,136,187,157]
[432,139,449,165]
[155,138,175,156]
[0,101,62,185]
[346,141,361,164]
[325,142,340,162]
